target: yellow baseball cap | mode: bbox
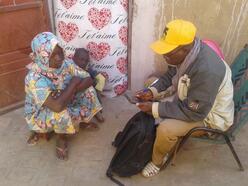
[150,19,196,54]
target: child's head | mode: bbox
[73,48,89,69]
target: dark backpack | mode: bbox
[106,111,156,186]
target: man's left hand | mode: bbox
[136,102,153,115]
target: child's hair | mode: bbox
[74,48,89,58]
[73,48,90,69]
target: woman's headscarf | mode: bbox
[29,32,63,77]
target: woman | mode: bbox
[24,32,102,160]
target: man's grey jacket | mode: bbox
[149,42,234,131]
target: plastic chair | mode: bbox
[164,44,248,171]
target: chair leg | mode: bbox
[175,128,202,154]
[223,135,244,171]
[162,127,245,172]
[162,132,193,169]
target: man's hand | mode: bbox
[136,102,153,115]
[135,89,153,101]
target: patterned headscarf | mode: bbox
[29,32,63,76]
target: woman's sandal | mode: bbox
[27,132,39,146]
[141,161,161,177]
[94,112,105,123]
[56,138,68,161]
[80,122,99,131]
[27,132,53,146]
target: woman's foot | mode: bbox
[94,112,105,123]
[40,132,53,141]
[80,122,99,131]
[56,135,68,161]
[27,132,39,146]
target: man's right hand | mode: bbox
[135,89,153,101]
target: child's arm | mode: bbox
[76,77,94,92]
[94,73,106,91]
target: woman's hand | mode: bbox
[71,76,82,87]
[75,77,94,93]
[136,102,153,115]
[135,89,153,101]
[51,90,62,99]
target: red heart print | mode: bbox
[116,57,127,74]
[58,21,79,42]
[60,0,77,9]
[120,0,128,11]
[114,81,128,95]
[88,8,112,30]
[86,42,110,61]
[119,26,128,45]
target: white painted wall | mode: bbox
[130,0,248,91]
[130,0,163,91]
[47,0,248,92]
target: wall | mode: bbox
[130,0,248,91]
[47,0,55,32]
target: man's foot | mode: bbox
[80,122,99,131]
[142,154,168,177]
[142,162,161,177]
[56,135,68,161]
[27,132,39,146]
[94,112,105,123]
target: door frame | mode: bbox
[0,0,52,115]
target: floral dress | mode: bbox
[25,59,102,134]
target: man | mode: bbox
[136,19,234,177]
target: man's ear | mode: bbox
[182,43,193,52]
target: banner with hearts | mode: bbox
[88,8,112,30]
[60,0,77,9]
[119,26,128,45]
[54,0,128,97]
[120,0,128,12]
[58,21,79,42]
[86,42,111,61]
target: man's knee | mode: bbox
[156,124,177,142]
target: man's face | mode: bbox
[162,45,188,66]
[73,52,89,69]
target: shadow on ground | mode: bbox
[0,96,247,186]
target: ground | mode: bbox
[0,96,247,186]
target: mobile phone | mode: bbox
[124,90,140,104]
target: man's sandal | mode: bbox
[142,154,169,177]
[141,162,161,177]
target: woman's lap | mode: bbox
[68,86,102,123]
[27,87,102,133]
[27,109,77,134]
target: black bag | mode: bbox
[106,111,156,186]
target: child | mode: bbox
[73,48,105,123]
